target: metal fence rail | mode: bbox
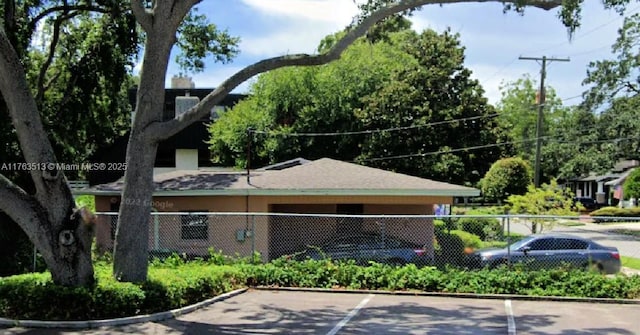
[91,212,640,274]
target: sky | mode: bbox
[163,1,635,105]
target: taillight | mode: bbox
[611,252,620,260]
[414,249,426,256]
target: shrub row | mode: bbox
[0,262,245,321]
[589,206,640,223]
[2,259,639,321]
[242,259,640,299]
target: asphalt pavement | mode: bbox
[3,290,638,335]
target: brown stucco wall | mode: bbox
[94,194,448,260]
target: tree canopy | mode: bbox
[480,157,532,202]
[209,27,502,185]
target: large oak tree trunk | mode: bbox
[0,25,94,286]
[112,138,158,282]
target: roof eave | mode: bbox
[76,188,479,197]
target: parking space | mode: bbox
[2,289,639,335]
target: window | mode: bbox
[181,213,208,240]
[527,238,555,251]
[555,238,588,250]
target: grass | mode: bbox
[621,256,640,270]
[608,229,640,239]
[559,220,586,227]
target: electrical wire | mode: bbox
[252,113,501,137]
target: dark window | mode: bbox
[181,213,208,240]
[555,238,588,250]
[527,238,555,251]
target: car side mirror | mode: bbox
[520,246,531,254]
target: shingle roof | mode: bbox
[87,158,479,196]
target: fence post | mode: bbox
[251,214,256,263]
[506,214,511,270]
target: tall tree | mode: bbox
[583,12,640,108]
[356,29,500,184]
[209,27,416,169]
[0,0,610,285]
[0,0,139,280]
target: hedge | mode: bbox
[589,206,640,223]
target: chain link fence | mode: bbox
[93,212,640,274]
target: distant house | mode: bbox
[80,158,479,261]
[565,159,639,207]
[87,76,246,185]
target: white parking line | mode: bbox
[505,299,517,335]
[326,294,374,335]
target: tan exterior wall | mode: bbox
[94,194,450,260]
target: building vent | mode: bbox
[175,93,200,117]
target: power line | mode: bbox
[356,133,640,163]
[252,113,500,138]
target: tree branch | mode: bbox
[149,0,200,34]
[28,4,111,32]
[625,81,640,94]
[131,0,153,32]
[0,27,68,220]
[146,0,562,141]
[36,12,83,104]
[0,173,50,249]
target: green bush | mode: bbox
[623,168,640,200]
[434,230,466,267]
[0,263,245,321]
[449,230,482,249]
[590,206,640,223]
[480,157,532,202]
[241,260,640,299]
[3,257,640,321]
[457,217,503,241]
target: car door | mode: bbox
[518,237,555,269]
[358,236,385,264]
[324,237,361,262]
[550,238,589,269]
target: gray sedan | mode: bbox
[468,233,621,274]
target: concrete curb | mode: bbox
[0,287,247,329]
[254,286,640,305]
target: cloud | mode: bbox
[241,0,358,24]
[238,0,359,57]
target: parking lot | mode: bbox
[3,289,639,335]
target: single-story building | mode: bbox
[565,159,639,206]
[79,158,479,260]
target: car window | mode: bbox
[526,238,555,251]
[554,238,588,250]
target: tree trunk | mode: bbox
[40,205,95,286]
[112,137,158,282]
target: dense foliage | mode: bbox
[480,157,532,202]
[1,259,638,320]
[590,206,640,223]
[506,180,578,233]
[209,27,501,184]
[623,168,640,200]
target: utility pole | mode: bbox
[519,56,570,188]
